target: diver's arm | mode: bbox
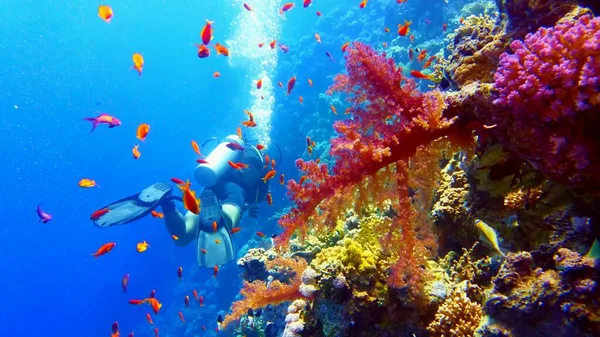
[162,200,198,246]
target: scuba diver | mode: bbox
[91,134,272,267]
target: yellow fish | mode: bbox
[136,240,150,253]
[474,219,505,256]
[78,178,99,188]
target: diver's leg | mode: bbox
[219,182,245,230]
[162,199,198,246]
[222,204,242,230]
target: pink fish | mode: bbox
[279,43,289,53]
[226,142,244,152]
[82,113,121,133]
[36,203,52,223]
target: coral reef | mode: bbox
[427,290,483,337]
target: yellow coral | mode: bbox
[504,187,542,210]
[427,290,483,337]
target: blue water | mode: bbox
[0,0,461,336]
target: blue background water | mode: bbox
[0,0,466,335]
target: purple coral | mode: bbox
[489,15,600,191]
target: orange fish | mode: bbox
[191,140,202,156]
[382,42,387,47]
[287,76,296,95]
[308,78,313,87]
[242,120,257,127]
[278,81,283,88]
[184,295,189,308]
[299,96,303,105]
[256,79,263,89]
[423,55,436,69]
[330,105,337,115]
[193,290,199,300]
[256,231,266,238]
[315,33,321,43]
[90,207,109,220]
[409,34,415,42]
[359,0,367,9]
[129,299,146,305]
[215,43,229,56]
[179,311,185,323]
[410,70,432,80]
[98,5,113,23]
[459,17,465,24]
[341,42,350,52]
[200,20,214,45]
[132,53,144,76]
[177,266,183,280]
[177,180,200,214]
[442,23,447,32]
[91,242,116,260]
[345,107,351,114]
[172,234,179,240]
[384,27,390,33]
[213,71,220,78]
[243,3,252,11]
[215,239,221,244]
[136,123,150,142]
[307,145,313,155]
[154,327,159,337]
[398,20,411,36]
[271,159,276,169]
[213,265,219,278]
[212,221,217,232]
[304,0,312,7]
[171,178,185,185]
[266,193,273,206]
[231,227,242,234]
[264,155,270,168]
[228,161,242,170]
[136,240,150,253]
[150,211,165,219]
[78,178,99,188]
[269,40,277,49]
[316,11,322,16]
[280,173,285,185]
[256,144,265,150]
[195,44,210,58]
[417,49,428,62]
[258,42,264,48]
[147,298,162,314]
[199,296,204,306]
[146,313,154,325]
[200,248,207,254]
[279,2,294,14]
[132,145,141,159]
[262,170,276,183]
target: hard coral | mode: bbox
[491,14,600,192]
[427,290,483,337]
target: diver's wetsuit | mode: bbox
[161,144,270,267]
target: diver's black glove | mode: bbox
[161,197,177,213]
[248,203,259,218]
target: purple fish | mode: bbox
[36,203,52,223]
[325,51,335,63]
[82,113,122,133]
[279,43,289,53]
[226,142,244,152]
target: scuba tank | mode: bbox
[194,135,244,187]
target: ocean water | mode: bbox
[0,0,477,336]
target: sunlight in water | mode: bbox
[227,0,281,145]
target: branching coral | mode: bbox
[491,14,600,192]
[221,256,307,329]
[427,290,483,337]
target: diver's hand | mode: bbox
[248,204,259,218]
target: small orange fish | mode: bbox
[459,17,465,24]
[215,43,229,56]
[154,327,159,337]
[308,78,313,87]
[384,27,390,33]
[304,0,312,7]
[228,161,242,170]
[91,242,116,260]
[423,55,437,69]
[417,49,428,62]
[262,170,276,183]
[243,3,252,11]
[442,23,447,32]
[150,211,162,220]
[271,159,276,169]
[231,227,242,234]
[278,81,283,88]
[90,207,110,220]
[171,178,185,185]
[212,221,217,232]
[193,290,199,300]
[256,79,263,89]
[146,313,154,325]
[132,145,141,159]
[307,145,313,155]
[264,155,270,168]
[345,107,351,114]
[172,234,179,240]
[398,20,412,36]
[279,2,294,14]
[129,299,146,305]
[78,178,99,188]
[136,240,150,253]
[242,120,257,127]
[177,266,183,280]
[280,173,285,185]
[177,180,200,214]
[299,176,307,184]
[215,239,221,244]
[287,76,296,95]
[382,42,387,47]
[316,11,322,16]
[315,33,321,43]
[237,127,243,139]
[213,71,220,78]
[199,296,204,306]
[195,44,210,58]
[256,231,266,238]
[258,42,264,48]
[98,5,113,23]
[213,265,219,278]
[200,248,207,254]
[200,20,214,45]
[299,96,303,105]
[196,158,209,164]
[184,295,189,308]
[256,144,265,150]
[341,42,350,52]
[410,70,432,80]
[266,193,273,206]
[409,34,415,42]
[330,105,337,115]
[132,53,144,76]
[178,311,185,323]
[136,123,150,142]
[359,0,367,9]
[269,40,277,49]
[191,140,202,156]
